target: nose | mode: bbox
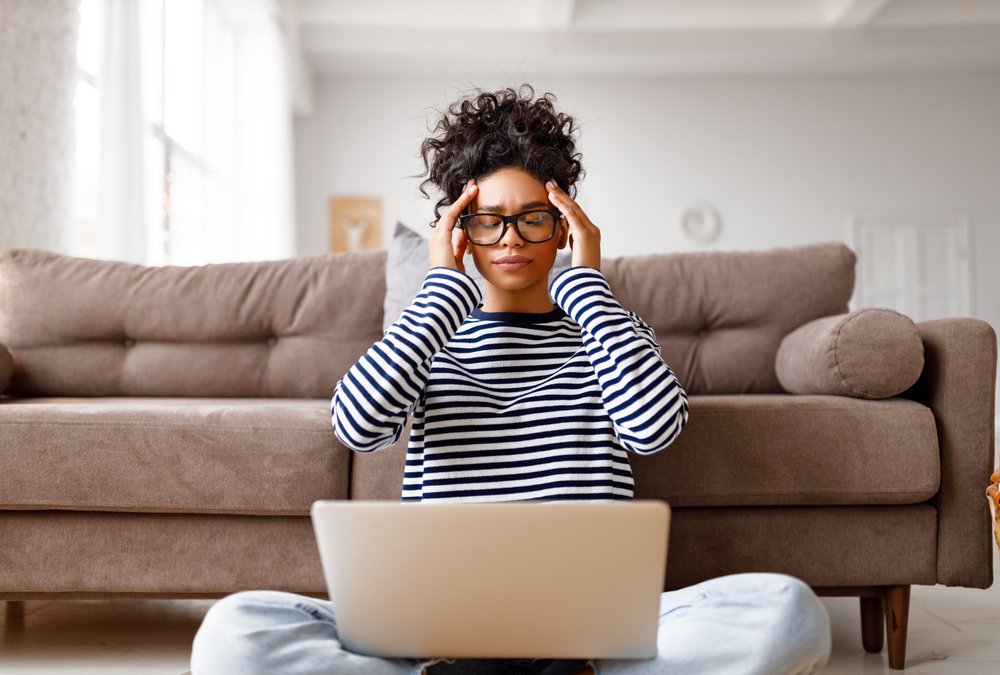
[500,220,525,247]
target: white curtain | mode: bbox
[231,0,297,261]
[97,0,146,263]
[93,0,297,265]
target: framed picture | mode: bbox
[329,196,382,252]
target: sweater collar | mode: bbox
[470,304,566,325]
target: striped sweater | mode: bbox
[331,265,689,502]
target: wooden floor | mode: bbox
[2,547,998,674]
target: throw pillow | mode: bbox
[775,307,924,399]
[383,221,572,332]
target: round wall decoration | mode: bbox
[678,203,721,244]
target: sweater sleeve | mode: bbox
[549,265,689,455]
[331,266,482,452]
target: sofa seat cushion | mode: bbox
[0,397,344,515]
[349,394,941,507]
[632,394,940,506]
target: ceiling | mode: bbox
[288,0,1000,78]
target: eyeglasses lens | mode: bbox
[465,212,556,245]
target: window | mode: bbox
[73,0,239,265]
[73,0,101,257]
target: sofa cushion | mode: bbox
[0,397,345,515]
[384,236,855,394]
[386,239,856,395]
[599,241,856,394]
[0,248,388,398]
[775,308,924,398]
[351,394,940,507]
[0,242,855,397]
[0,505,936,595]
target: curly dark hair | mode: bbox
[413,83,585,225]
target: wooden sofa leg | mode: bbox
[860,595,884,653]
[883,585,911,670]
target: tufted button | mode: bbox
[123,338,135,348]
[697,328,709,339]
[267,336,278,346]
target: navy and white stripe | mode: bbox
[331,265,689,503]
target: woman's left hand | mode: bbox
[546,179,601,271]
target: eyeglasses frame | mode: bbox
[431,209,564,247]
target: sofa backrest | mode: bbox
[0,241,855,398]
[600,241,856,394]
[0,248,388,398]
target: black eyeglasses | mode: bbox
[429,209,563,246]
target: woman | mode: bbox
[190,84,831,675]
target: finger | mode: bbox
[547,186,580,217]
[456,226,468,271]
[453,227,467,259]
[547,190,579,230]
[545,183,574,215]
[435,189,476,248]
[546,182,593,231]
[432,180,474,233]
[546,180,581,210]
[441,181,478,228]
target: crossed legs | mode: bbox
[190,572,831,675]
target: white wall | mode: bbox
[294,72,1000,331]
[0,0,79,253]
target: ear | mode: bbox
[557,220,569,249]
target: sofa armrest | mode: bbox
[902,318,997,587]
[0,342,12,394]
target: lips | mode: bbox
[493,255,532,272]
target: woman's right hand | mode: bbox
[429,178,478,274]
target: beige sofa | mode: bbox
[0,242,995,670]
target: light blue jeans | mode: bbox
[190,572,831,675]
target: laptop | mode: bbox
[310,499,670,660]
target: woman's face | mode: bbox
[465,166,569,295]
